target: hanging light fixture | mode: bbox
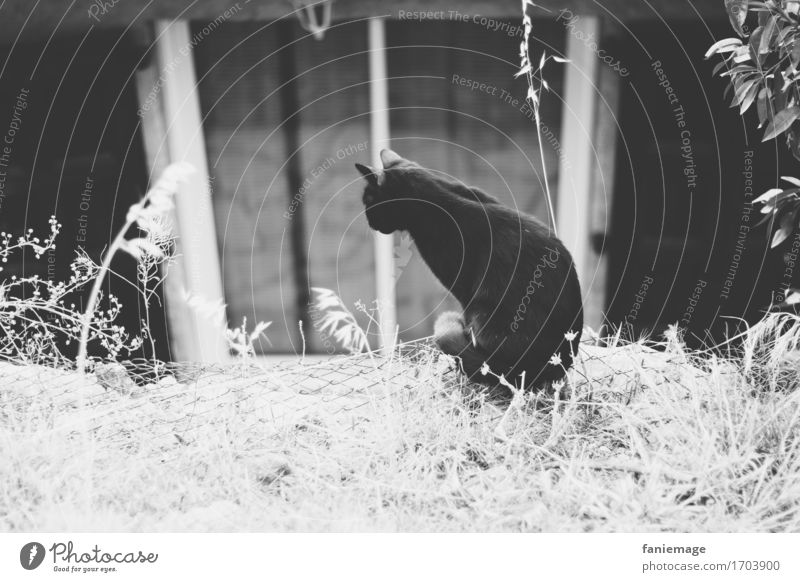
[289,0,334,41]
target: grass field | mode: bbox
[2,317,800,532]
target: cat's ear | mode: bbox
[380,148,404,168]
[355,163,380,186]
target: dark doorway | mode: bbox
[605,20,792,346]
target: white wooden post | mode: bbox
[135,62,195,363]
[368,17,397,352]
[136,20,229,362]
[556,15,599,323]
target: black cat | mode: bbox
[356,149,583,391]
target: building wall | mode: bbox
[194,22,304,353]
[193,17,566,353]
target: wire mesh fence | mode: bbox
[0,337,752,531]
[0,337,717,452]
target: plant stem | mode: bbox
[75,209,139,373]
[533,103,559,236]
[520,1,558,235]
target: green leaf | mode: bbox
[781,69,794,92]
[755,211,774,229]
[724,81,735,101]
[740,81,760,113]
[757,189,800,221]
[720,63,756,77]
[705,37,743,58]
[762,106,800,141]
[778,24,795,48]
[773,77,789,111]
[758,6,769,27]
[725,0,749,36]
[754,187,785,205]
[771,207,798,247]
[788,128,800,162]
[759,15,778,54]
[781,289,800,307]
[792,42,800,67]
[733,77,759,107]
[757,88,769,126]
[712,60,729,76]
[733,45,753,63]
[749,26,764,56]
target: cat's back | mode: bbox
[485,205,574,269]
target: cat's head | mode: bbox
[355,149,424,234]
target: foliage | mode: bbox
[707,1,800,255]
[0,163,197,370]
[0,216,142,366]
[311,287,372,354]
[75,162,195,372]
[0,162,279,372]
[226,317,271,360]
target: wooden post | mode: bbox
[135,61,194,362]
[586,20,622,333]
[135,20,229,362]
[556,15,600,328]
[368,17,397,352]
[276,22,311,348]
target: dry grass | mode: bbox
[2,321,800,532]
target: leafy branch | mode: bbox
[707,1,800,253]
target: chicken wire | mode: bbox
[0,339,712,459]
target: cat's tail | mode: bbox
[433,311,494,380]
